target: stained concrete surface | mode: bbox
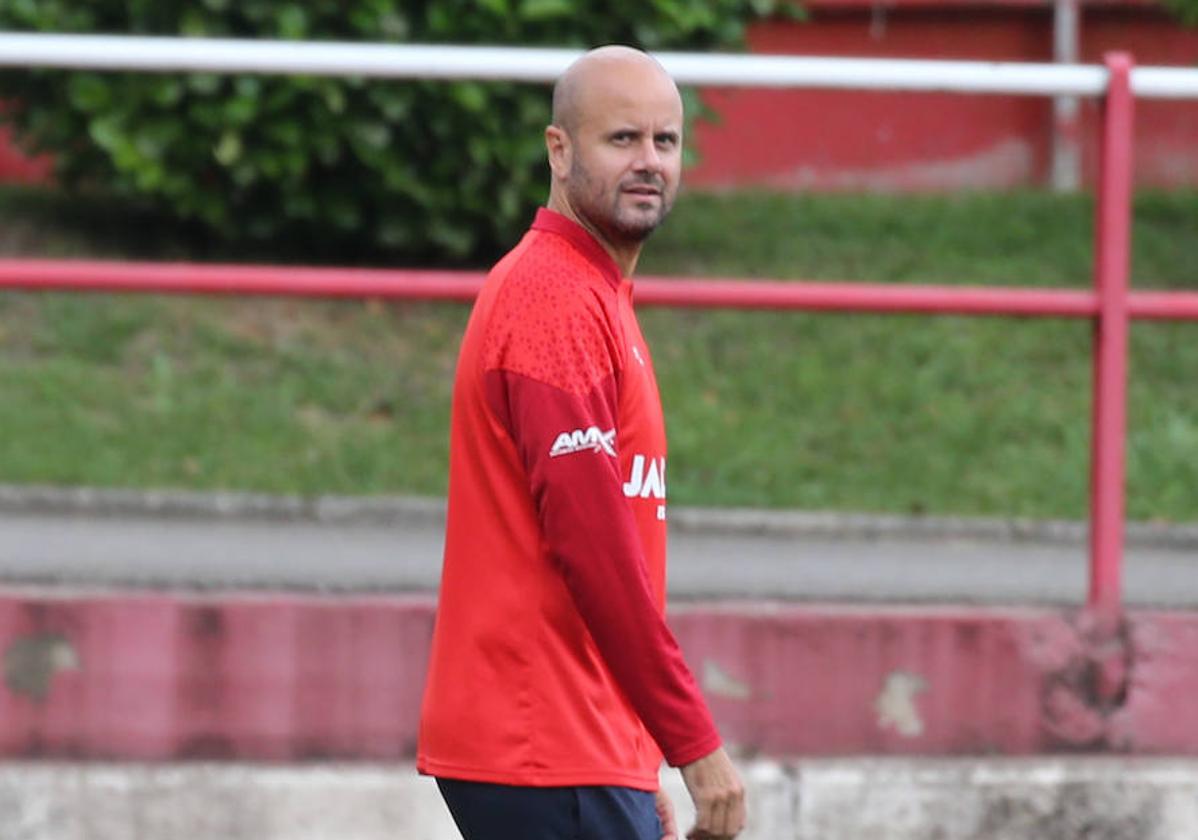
[2,759,1197,840]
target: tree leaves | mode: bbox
[0,0,797,262]
[1163,0,1198,26]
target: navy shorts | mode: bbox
[436,777,662,840]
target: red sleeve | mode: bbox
[482,296,721,767]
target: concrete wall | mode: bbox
[4,758,1198,840]
[3,589,1198,760]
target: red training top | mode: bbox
[417,208,720,791]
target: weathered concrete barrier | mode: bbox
[3,758,1196,840]
[3,589,1197,759]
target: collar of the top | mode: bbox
[531,207,624,290]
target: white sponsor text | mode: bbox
[549,426,617,458]
[623,455,666,499]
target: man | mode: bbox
[418,45,746,840]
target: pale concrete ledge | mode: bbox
[2,757,1196,840]
[3,483,1198,549]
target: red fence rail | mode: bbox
[1089,53,1134,628]
[0,53,1191,634]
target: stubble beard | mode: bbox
[568,158,675,246]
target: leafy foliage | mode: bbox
[1163,0,1198,26]
[0,0,794,262]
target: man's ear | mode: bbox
[545,124,571,180]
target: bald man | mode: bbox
[418,46,746,840]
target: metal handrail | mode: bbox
[0,33,1197,98]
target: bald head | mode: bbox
[544,45,685,270]
[552,45,681,137]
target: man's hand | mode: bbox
[655,788,679,840]
[678,746,745,839]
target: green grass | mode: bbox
[2,186,1197,521]
[0,291,466,496]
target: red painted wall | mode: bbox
[1,589,1195,760]
[0,124,50,184]
[685,6,1198,190]
[1085,11,1198,186]
[691,10,1056,190]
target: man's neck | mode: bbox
[546,193,640,277]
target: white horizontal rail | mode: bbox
[1,33,1197,98]
[1131,65,1198,99]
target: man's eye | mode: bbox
[656,135,678,148]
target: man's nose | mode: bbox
[633,137,663,172]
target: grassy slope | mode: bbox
[1,187,1196,520]
[640,191,1198,519]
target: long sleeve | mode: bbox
[481,289,720,767]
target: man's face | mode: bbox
[562,76,683,246]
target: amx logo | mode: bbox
[549,426,617,458]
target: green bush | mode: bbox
[0,0,793,263]
[1165,0,1198,26]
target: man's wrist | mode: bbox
[665,731,723,768]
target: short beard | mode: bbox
[568,158,674,246]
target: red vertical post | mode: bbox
[1088,53,1134,622]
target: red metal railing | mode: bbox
[0,54,1183,624]
[1088,54,1134,626]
